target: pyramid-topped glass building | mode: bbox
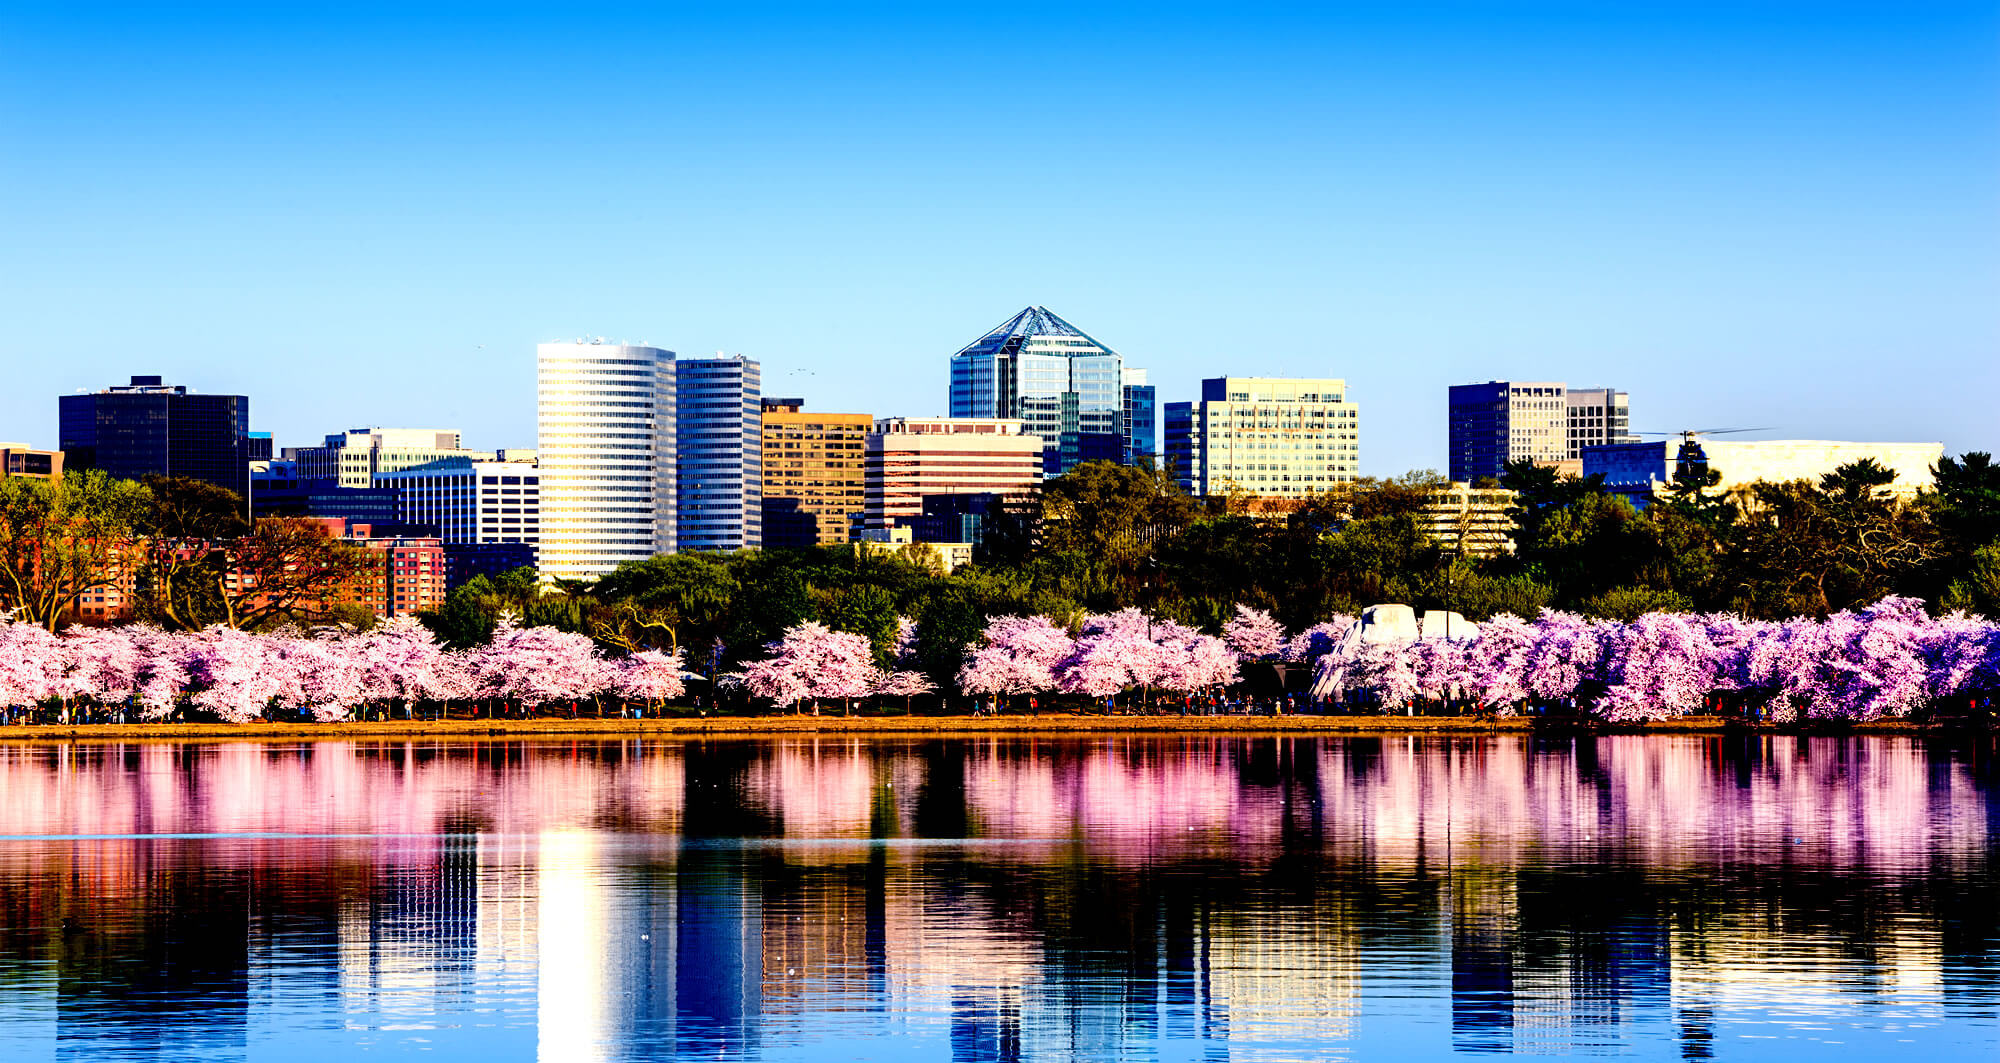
[948,306,1153,474]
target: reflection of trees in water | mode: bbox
[0,735,1997,1059]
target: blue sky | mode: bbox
[2,2,1994,476]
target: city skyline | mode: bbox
[2,5,1992,476]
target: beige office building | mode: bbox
[864,418,1043,532]
[1703,440,1943,498]
[1164,377,1360,497]
[291,428,493,489]
[760,399,871,548]
[1423,482,1517,557]
[0,443,62,480]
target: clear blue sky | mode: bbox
[3,2,1994,476]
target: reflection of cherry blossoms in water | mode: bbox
[0,736,1985,871]
[0,736,1995,1062]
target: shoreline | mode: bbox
[0,714,1983,742]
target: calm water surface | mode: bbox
[0,735,1995,1062]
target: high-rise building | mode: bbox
[1164,377,1360,498]
[1447,381,1635,483]
[1564,388,1635,460]
[1121,368,1157,466]
[864,418,1043,532]
[291,428,491,488]
[759,398,870,549]
[948,306,1147,475]
[374,452,541,562]
[676,356,762,552]
[536,340,676,581]
[58,375,251,496]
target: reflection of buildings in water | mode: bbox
[337,830,482,1027]
[0,734,1994,1061]
[1451,867,1518,1054]
[1199,907,1361,1059]
[52,856,254,1060]
[1667,912,1945,1026]
[674,843,762,1056]
[537,829,614,1062]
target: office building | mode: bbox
[291,428,492,489]
[676,356,762,552]
[66,518,446,624]
[0,443,62,480]
[912,491,1007,547]
[536,340,677,581]
[1122,368,1157,466]
[1164,377,1360,498]
[250,459,405,525]
[1583,438,1945,508]
[759,398,870,549]
[1423,482,1517,557]
[855,526,976,573]
[58,375,251,496]
[352,525,450,619]
[1564,388,1634,459]
[864,418,1043,532]
[948,306,1147,475]
[1447,381,1636,483]
[374,452,541,562]
[441,542,538,590]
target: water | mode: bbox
[0,734,1994,1062]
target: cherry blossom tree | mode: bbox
[0,621,66,718]
[1283,618,1355,663]
[876,668,935,713]
[467,616,617,713]
[616,648,688,712]
[1460,612,1538,711]
[732,621,880,712]
[57,625,141,711]
[274,634,369,722]
[178,626,286,723]
[1521,610,1605,705]
[1223,605,1286,661]
[353,616,471,711]
[128,626,190,720]
[1594,612,1722,722]
[957,615,1075,704]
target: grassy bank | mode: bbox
[0,714,1976,742]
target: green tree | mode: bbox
[0,470,152,629]
[187,517,376,631]
[1038,461,1197,606]
[1932,452,2000,545]
[589,553,737,652]
[1725,461,1938,618]
[133,476,252,630]
[1534,492,1664,605]
[1498,459,1608,555]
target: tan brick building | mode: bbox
[760,399,872,548]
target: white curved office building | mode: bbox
[536,340,676,580]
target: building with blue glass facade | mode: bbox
[58,375,252,497]
[948,306,1151,475]
[677,355,763,552]
[1121,367,1156,466]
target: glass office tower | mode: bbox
[537,340,676,580]
[58,375,251,497]
[675,355,762,552]
[948,306,1143,475]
